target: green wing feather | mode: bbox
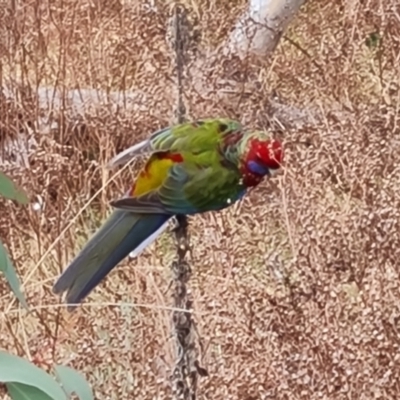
[149,118,243,151]
[107,118,243,168]
[112,157,246,215]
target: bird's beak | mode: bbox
[269,167,282,176]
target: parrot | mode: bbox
[52,118,283,310]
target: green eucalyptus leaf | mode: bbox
[0,240,28,309]
[0,351,67,400]
[6,382,57,400]
[55,365,94,400]
[0,172,29,205]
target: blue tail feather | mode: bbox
[53,211,171,309]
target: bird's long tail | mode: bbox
[53,210,171,310]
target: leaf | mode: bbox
[0,240,28,310]
[6,382,56,400]
[55,365,94,400]
[0,172,29,205]
[365,32,380,49]
[0,351,67,400]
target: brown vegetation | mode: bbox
[1,0,400,398]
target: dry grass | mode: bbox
[1,0,400,398]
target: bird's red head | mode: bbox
[245,137,283,178]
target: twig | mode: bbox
[167,4,207,399]
[168,3,189,124]
[170,216,199,399]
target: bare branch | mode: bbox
[225,0,307,59]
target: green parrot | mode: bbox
[53,118,283,310]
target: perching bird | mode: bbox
[53,118,283,309]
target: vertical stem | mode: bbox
[171,4,187,124]
[170,215,195,399]
[168,4,207,399]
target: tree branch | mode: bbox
[224,0,307,59]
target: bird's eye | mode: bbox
[218,123,228,133]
